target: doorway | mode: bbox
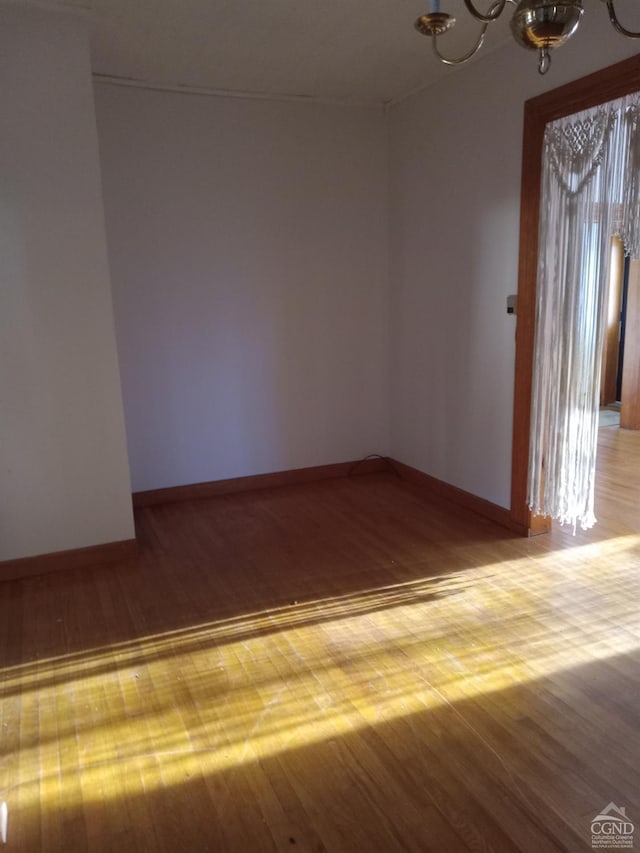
[600,238,626,414]
[510,54,640,534]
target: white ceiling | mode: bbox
[40,0,516,105]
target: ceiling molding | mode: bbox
[0,0,91,18]
[92,73,385,110]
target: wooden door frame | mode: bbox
[510,52,640,535]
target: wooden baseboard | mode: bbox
[388,459,529,536]
[0,538,138,583]
[0,457,532,584]
[132,457,391,508]
[134,457,531,535]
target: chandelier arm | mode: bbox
[462,0,506,24]
[431,24,489,65]
[603,0,640,38]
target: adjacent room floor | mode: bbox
[1,428,639,851]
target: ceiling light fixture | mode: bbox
[415,0,640,75]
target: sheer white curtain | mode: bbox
[528,92,640,530]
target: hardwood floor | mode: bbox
[1,429,639,851]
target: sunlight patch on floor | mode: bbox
[2,533,639,826]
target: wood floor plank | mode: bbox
[1,427,639,850]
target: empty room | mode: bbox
[1,0,639,850]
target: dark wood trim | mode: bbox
[390,459,529,536]
[600,237,625,406]
[0,538,138,583]
[620,259,640,429]
[510,53,640,534]
[132,457,391,507]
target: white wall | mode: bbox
[95,85,389,492]
[389,17,640,509]
[3,4,630,560]
[0,5,135,560]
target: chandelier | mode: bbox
[415,0,640,75]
